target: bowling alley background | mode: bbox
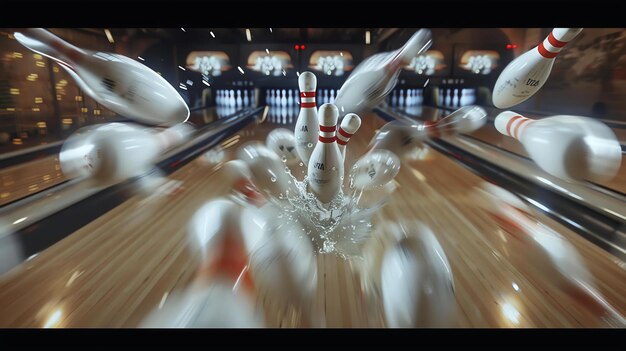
[0,27,625,329]
[2,28,626,156]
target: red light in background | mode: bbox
[301,45,306,50]
[506,44,518,49]
[294,45,299,50]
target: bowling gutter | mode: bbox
[0,107,264,274]
[375,107,626,262]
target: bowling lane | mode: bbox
[0,108,624,327]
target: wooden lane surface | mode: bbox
[0,113,624,327]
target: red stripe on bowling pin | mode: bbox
[505,115,533,139]
[319,125,336,143]
[537,29,574,59]
[336,127,353,145]
[300,91,316,108]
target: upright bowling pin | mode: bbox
[307,103,343,203]
[494,111,621,182]
[336,113,361,161]
[236,90,243,108]
[335,29,432,114]
[493,28,583,109]
[294,71,319,164]
[14,28,189,126]
[243,89,250,107]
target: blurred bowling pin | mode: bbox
[294,71,319,164]
[370,106,487,159]
[307,104,343,203]
[246,206,319,327]
[335,29,432,114]
[60,122,192,186]
[494,111,621,182]
[380,222,457,328]
[351,149,401,190]
[336,113,361,161]
[141,198,264,327]
[14,28,189,126]
[492,28,583,109]
[221,160,266,208]
[237,143,299,205]
[477,183,625,327]
[266,128,300,166]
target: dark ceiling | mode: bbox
[78,28,408,46]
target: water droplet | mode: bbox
[281,156,287,162]
[307,142,313,148]
[270,177,277,182]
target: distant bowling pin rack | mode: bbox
[264,88,340,107]
[434,87,477,109]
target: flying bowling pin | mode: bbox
[294,71,319,164]
[370,106,487,159]
[335,29,432,114]
[335,113,361,161]
[307,103,344,203]
[351,149,401,190]
[59,122,193,186]
[237,143,300,205]
[494,111,621,182]
[14,28,189,126]
[381,222,457,327]
[266,128,300,166]
[492,28,583,109]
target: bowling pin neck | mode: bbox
[16,28,85,67]
[537,28,583,59]
[318,124,336,143]
[300,91,316,109]
[494,111,535,140]
[336,127,353,146]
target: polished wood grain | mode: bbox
[0,113,624,328]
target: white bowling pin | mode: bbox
[236,90,243,108]
[307,103,343,203]
[336,113,362,161]
[493,28,583,109]
[142,198,265,328]
[370,106,486,159]
[287,89,294,106]
[294,71,319,164]
[494,111,621,182]
[351,149,401,190]
[398,90,405,106]
[221,160,266,208]
[391,91,398,106]
[229,90,235,107]
[266,128,300,166]
[381,222,457,327]
[335,29,432,114]
[246,205,318,326]
[243,90,250,107]
[59,122,192,186]
[477,183,626,327]
[237,143,299,204]
[14,28,189,126]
